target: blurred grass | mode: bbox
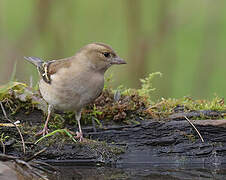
[0,0,225,100]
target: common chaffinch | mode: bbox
[25,42,126,141]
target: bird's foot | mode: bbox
[74,131,83,142]
[35,126,49,137]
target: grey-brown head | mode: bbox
[77,42,126,72]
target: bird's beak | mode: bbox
[111,57,127,65]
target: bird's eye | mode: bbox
[103,52,110,58]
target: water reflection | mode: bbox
[50,164,226,180]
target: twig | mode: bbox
[0,153,19,161]
[33,160,57,172]
[29,164,52,175]
[0,153,56,179]
[0,101,26,154]
[184,116,204,142]
[25,148,47,162]
[15,159,49,180]
[30,162,57,174]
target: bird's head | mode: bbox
[77,42,126,73]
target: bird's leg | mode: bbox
[36,105,53,136]
[74,110,83,142]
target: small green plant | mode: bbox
[114,72,162,100]
[137,72,162,99]
[104,74,114,90]
[35,129,76,144]
[0,133,9,154]
[91,104,103,126]
[0,133,9,143]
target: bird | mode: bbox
[24,42,126,141]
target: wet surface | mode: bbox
[49,164,226,180]
[2,162,226,180]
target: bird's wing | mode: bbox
[25,56,73,84]
[48,57,72,76]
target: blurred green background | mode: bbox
[0,0,225,100]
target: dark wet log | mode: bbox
[87,119,226,165]
[19,118,226,165]
[2,108,226,166]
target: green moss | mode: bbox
[20,124,125,158]
[184,134,196,142]
[146,96,226,119]
[108,172,129,180]
[85,140,125,158]
[83,88,147,125]
[49,114,65,129]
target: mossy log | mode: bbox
[1,107,226,165]
[0,82,226,165]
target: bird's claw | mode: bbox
[74,131,83,142]
[35,127,49,137]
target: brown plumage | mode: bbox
[48,58,72,76]
[25,42,126,141]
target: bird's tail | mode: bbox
[24,56,52,84]
[24,56,44,68]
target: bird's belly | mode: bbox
[39,75,104,111]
